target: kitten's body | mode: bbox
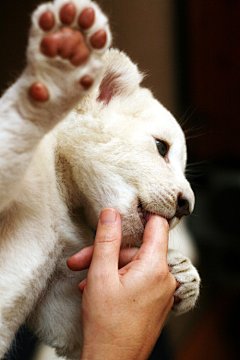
[0,1,200,359]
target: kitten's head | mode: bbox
[57,49,194,247]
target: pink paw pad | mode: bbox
[78,8,95,29]
[90,29,107,49]
[80,75,94,89]
[40,28,89,66]
[39,3,107,61]
[29,82,49,102]
[60,3,76,25]
[39,11,55,31]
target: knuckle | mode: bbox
[96,232,118,245]
[159,267,170,281]
[152,264,169,282]
[153,265,176,291]
[169,273,178,293]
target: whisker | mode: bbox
[178,105,199,128]
[185,160,209,182]
[185,125,206,140]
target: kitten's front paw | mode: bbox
[26,0,111,105]
[167,249,200,315]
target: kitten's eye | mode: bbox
[156,140,168,157]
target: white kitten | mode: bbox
[0,1,200,359]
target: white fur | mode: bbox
[0,1,200,359]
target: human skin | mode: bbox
[67,208,176,360]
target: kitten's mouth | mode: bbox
[137,201,177,229]
[137,201,152,228]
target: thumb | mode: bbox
[88,208,122,277]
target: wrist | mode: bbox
[80,343,140,360]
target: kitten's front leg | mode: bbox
[168,249,200,315]
[0,0,111,212]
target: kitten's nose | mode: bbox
[175,194,190,219]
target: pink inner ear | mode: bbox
[97,72,120,105]
[97,87,112,105]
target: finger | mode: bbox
[118,247,139,268]
[136,215,169,266]
[67,246,93,271]
[78,278,87,293]
[88,208,122,276]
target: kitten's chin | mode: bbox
[121,215,144,248]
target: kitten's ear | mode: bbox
[97,49,143,105]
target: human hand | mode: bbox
[67,208,176,360]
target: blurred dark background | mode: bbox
[1,0,240,359]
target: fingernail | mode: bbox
[100,208,117,226]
